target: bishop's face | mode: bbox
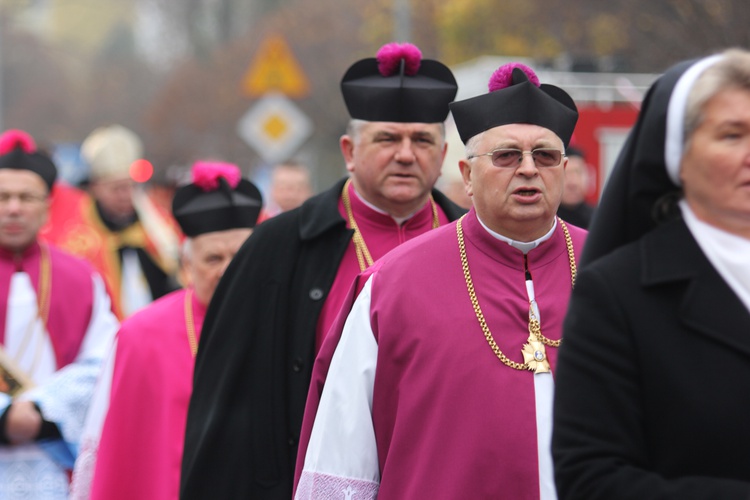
[460,123,567,242]
[183,227,252,307]
[88,176,135,222]
[340,121,447,219]
[680,87,750,238]
[0,170,49,253]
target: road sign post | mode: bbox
[237,92,312,165]
[238,35,312,163]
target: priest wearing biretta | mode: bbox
[71,161,262,500]
[0,129,119,499]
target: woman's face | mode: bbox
[680,87,750,238]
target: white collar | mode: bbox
[680,200,750,313]
[350,185,418,226]
[476,215,557,254]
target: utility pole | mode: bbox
[394,0,411,42]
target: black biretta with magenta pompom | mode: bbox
[450,63,578,147]
[0,129,57,190]
[172,161,263,237]
[341,42,458,124]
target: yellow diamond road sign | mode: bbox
[237,93,313,164]
[263,114,288,140]
[242,35,310,98]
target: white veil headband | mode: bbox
[664,54,724,185]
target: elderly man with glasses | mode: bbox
[294,63,587,500]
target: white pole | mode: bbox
[394,0,411,42]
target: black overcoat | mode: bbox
[180,177,466,499]
[553,218,750,499]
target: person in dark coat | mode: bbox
[179,42,466,500]
[553,48,750,499]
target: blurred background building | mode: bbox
[1,0,748,204]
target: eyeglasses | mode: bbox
[467,148,565,168]
[0,192,47,206]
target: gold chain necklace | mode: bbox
[342,178,440,272]
[38,243,51,325]
[457,215,576,374]
[184,289,198,357]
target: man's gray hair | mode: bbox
[464,132,484,159]
[181,238,193,261]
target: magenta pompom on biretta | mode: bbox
[0,128,57,190]
[192,161,242,192]
[488,63,541,92]
[376,42,422,77]
[0,129,36,155]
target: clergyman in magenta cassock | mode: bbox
[69,162,263,500]
[295,63,586,499]
[0,130,119,500]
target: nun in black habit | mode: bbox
[552,49,750,499]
